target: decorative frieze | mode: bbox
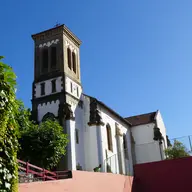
[39,39,59,48]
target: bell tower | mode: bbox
[31,24,82,124]
[31,24,84,170]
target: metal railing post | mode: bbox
[189,136,192,152]
[26,162,29,176]
[42,169,45,181]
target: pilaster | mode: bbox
[66,119,76,170]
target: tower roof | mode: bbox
[31,24,82,46]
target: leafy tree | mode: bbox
[0,56,19,192]
[165,140,190,159]
[15,100,32,132]
[18,119,69,170]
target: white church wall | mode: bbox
[131,123,162,164]
[98,105,133,175]
[74,104,85,170]
[66,120,76,170]
[34,76,63,98]
[82,96,100,171]
[37,100,60,122]
[66,92,85,170]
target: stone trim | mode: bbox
[31,24,81,47]
[64,73,82,87]
[116,127,123,137]
[87,122,105,126]
[153,127,163,142]
[31,91,64,105]
[33,71,63,83]
[65,91,83,102]
[88,98,104,127]
[84,94,132,127]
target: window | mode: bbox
[123,134,128,159]
[42,48,48,72]
[51,47,57,69]
[106,124,113,151]
[77,86,79,97]
[51,79,56,93]
[72,52,76,73]
[40,83,45,96]
[70,82,73,93]
[67,48,71,69]
[75,129,79,144]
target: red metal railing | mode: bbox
[18,159,57,182]
[18,159,72,183]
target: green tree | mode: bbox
[18,119,69,170]
[0,56,19,192]
[15,100,32,132]
[165,140,190,159]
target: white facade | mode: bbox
[80,95,134,175]
[37,100,60,122]
[34,76,63,98]
[131,110,168,164]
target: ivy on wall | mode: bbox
[0,56,19,192]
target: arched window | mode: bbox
[72,52,76,73]
[106,124,113,151]
[42,48,48,73]
[42,112,56,122]
[51,47,57,69]
[67,48,71,69]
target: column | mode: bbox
[96,125,105,172]
[66,119,76,170]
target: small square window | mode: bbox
[51,79,56,93]
[40,83,45,96]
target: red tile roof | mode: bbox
[125,111,157,126]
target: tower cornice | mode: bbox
[31,24,82,47]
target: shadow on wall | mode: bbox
[132,156,192,192]
[19,171,133,192]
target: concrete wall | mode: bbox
[132,157,192,192]
[19,171,133,192]
[131,123,162,164]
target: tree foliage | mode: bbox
[0,56,19,192]
[165,140,190,160]
[18,119,69,170]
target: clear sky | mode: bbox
[0,0,192,139]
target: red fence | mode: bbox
[132,156,192,192]
[18,159,72,183]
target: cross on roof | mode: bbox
[54,21,61,27]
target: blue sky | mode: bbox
[0,0,192,139]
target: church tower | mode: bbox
[31,24,83,170]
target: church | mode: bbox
[31,24,168,175]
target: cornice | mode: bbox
[63,25,82,47]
